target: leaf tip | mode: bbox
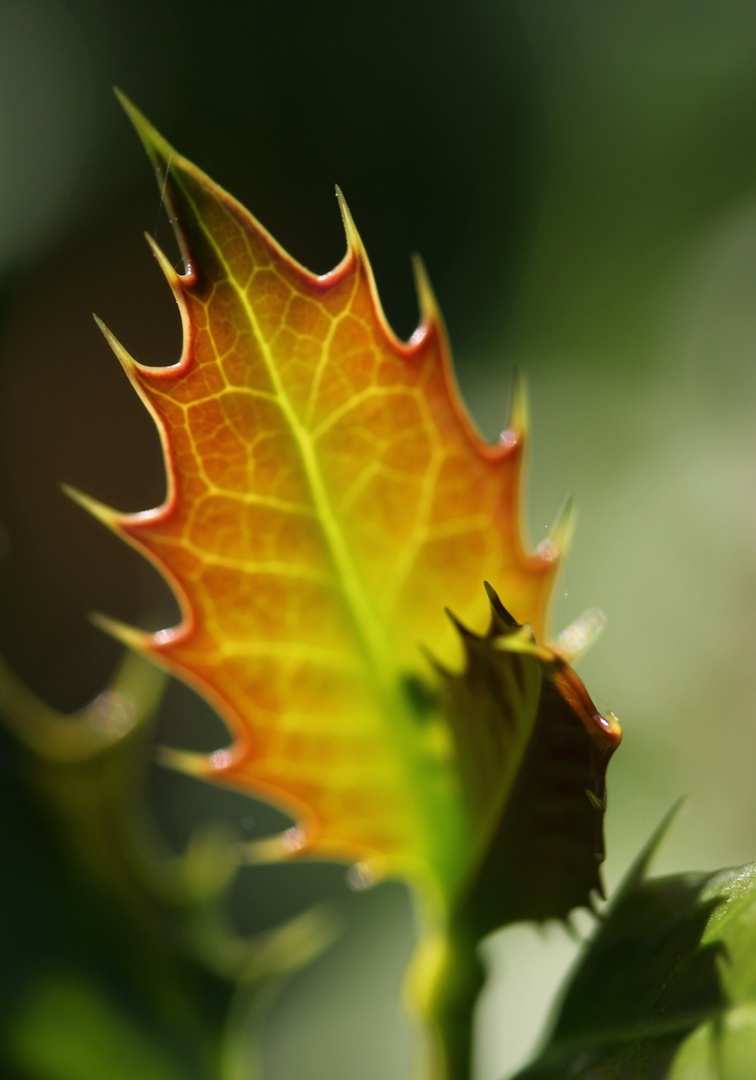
[530,496,575,570]
[155,744,212,778]
[483,581,520,632]
[444,606,476,640]
[508,368,530,438]
[62,483,121,531]
[144,231,183,288]
[93,315,144,378]
[90,611,159,655]
[615,798,687,900]
[420,643,454,680]
[335,185,366,260]
[114,89,174,168]
[240,826,311,864]
[411,254,442,331]
[549,495,576,556]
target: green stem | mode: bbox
[409,916,485,1080]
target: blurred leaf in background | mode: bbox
[0,647,333,1080]
[2,2,756,1079]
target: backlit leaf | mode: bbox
[439,593,619,934]
[70,95,621,1075]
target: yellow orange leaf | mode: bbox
[70,96,619,926]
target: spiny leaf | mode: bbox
[438,591,619,933]
[668,863,756,1079]
[0,648,334,1080]
[511,811,756,1080]
[63,93,627,1080]
[415,592,620,1079]
[74,94,620,935]
[513,831,756,1080]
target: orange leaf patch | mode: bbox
[70,96,619,908]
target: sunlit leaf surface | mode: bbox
[71,96,620,928]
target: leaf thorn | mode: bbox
[548,495,576,557]
[62,483,121,531]
[90,611,158,654]
[508,368,530,438]
[144,231,184,288]
[483,581,519,630]
[93,315,143,377]
[411,254,442,331]
[335,186,366,260]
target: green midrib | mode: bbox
[199,214,394,689]
[173,172,465,887]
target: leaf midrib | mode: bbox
[198,216,393,690]
[175,176,469,851]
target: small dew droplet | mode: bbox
[498,428,518,449]
[209,748,232,770]
[346,862,375,891]
[536,539,559,562]
[282,826,307,853]
[594,711,621,737]
[154,627,178,646]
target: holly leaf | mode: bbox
[69,94,621,1072]
[511,809,727,1080]
[512,809,756,1080]
[438,593,619,935]
[0,649,332,1080]
[668,862,756,1079]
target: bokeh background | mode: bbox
[2,1,756,1078]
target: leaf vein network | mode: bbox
[186,188,398,689]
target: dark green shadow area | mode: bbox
[0,726,233,1080]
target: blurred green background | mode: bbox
[2,1,756,1078]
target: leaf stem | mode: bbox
[408,907,485,1080]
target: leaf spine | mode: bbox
[114,89,173,163]
[483,581,519,631]
[508,369,530,439]
[90,611,165,654]
[335,185,366,261]
[93,315,146,379]
[411,253,442,335]
[154,744,215,778]
[61,483,122,532]
[548,495,576,558]
[144,231,184,291]
[239,827,310,865]
[419,644,455,681]
[444,606,476,640]
[115,91,191,274]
